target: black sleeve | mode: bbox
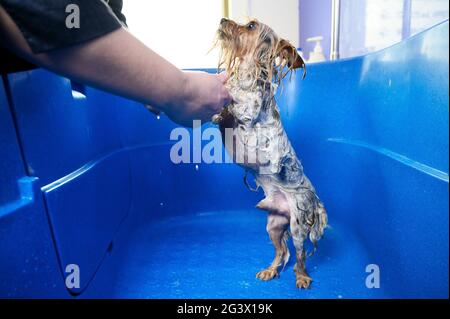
[107,0,127,27]
[0,0,126,54]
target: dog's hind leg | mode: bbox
[255,192,291,281]
[256,213,290,281]
[291,219,312,289]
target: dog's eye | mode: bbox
[247,22,256,30]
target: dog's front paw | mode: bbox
[256,268,279,281]
[295,273,312,289]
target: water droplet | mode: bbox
[156,115,160,120]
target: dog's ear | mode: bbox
[277,39,306,79]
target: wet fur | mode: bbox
[214,18,327,288]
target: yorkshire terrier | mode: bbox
[213,18,327,289]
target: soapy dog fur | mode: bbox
[214,18,327,289]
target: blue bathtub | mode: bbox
[0,21,448,299]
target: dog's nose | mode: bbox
[220,18,229,25]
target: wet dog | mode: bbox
[213,18,327,289]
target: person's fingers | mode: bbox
[223,91,232,106]
[217,71,228,84]
[216,72,232,107]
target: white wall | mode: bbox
[121,0,300,68]
[122,0,223,69]
[229,0,300,47]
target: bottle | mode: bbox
[306,36,326,63]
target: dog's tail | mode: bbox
[281,230,291,271]
[308,201,328,256]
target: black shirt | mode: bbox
[0,0,127,73]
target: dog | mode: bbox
[213,18,327,289]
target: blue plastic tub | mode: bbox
[0,21,448,298]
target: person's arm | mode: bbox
[0,5,230,127]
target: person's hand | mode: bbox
[164,71,232,127]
